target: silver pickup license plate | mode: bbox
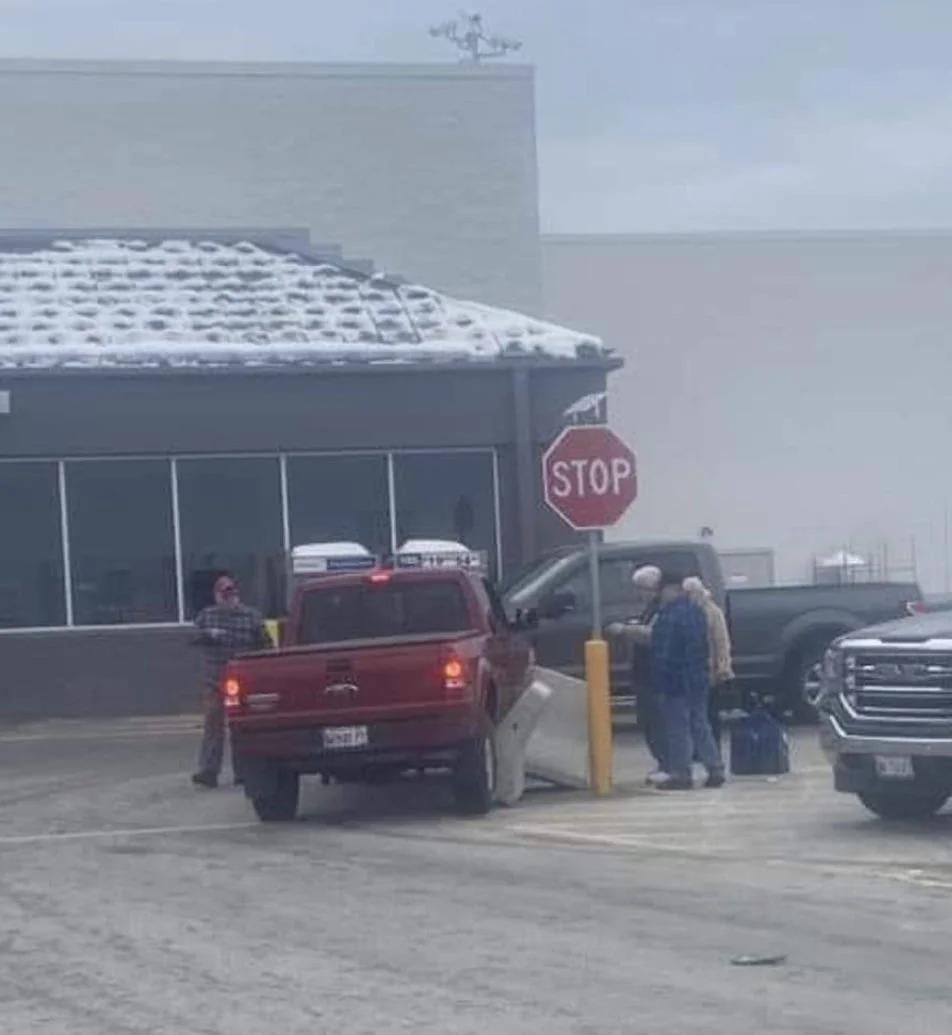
[875,755,914,780]
[323,726,369,750]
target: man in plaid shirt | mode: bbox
[650,571,725,791]
[192,573,272,789]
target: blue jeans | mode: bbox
[662,692,723,781]
[637,684,667,770]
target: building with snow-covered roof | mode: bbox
[0,230,616,718]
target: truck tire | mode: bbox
[858,788,949,821]
[251,768,300,823]
[452,735,495,816]
[783,634,842,724]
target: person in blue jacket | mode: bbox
[650,571,725,791]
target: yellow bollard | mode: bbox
[264,619,280,648]
[585,638,613,795]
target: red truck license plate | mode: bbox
[323,726,369,750]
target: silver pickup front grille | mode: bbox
[848,652,952,721]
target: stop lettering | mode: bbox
[542,426,638,530]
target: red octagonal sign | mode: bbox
[542,426,638,531]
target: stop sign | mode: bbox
[542,426,638,530]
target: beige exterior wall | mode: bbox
[543,232,952,591]
[0,59,541,313]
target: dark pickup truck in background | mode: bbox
[503,540,921,718]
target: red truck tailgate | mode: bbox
[228,632,482,726]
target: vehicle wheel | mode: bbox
[251,768,300,823]
[783,638,835,724]
[858,788,950,820]
[452,734,495,816]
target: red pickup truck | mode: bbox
[223,563,532,822]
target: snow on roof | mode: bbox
[0,237,608,370]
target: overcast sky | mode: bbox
[4,0,951,233]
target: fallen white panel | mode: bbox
[524,667,593,790]
[494,680,553,807]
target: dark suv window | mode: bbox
[556,551,703,613]
[644,550,702,582]
[298,579,471,644]
[557,558,639,611]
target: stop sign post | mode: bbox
[542,425,638,796]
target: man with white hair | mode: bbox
[608,564,668,781]
[631,564,663,613]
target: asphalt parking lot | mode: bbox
[2,717,952,1034]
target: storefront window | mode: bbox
[287,454,391,557]
[393,452,498,574]
[177,457,284,617]
[0,462,66,628]
[66,460,177,625]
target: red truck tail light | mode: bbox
[906,600,926,616]
[223,676,243,710]
[442,656,470,694]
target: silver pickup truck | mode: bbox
[817,611,952,819]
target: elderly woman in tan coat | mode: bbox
[683,576,735,744]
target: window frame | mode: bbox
[63,456,179,627]
[175,454,285,619]
[0,460,68,629]
[285,452,393,561]
[0,447,503,633]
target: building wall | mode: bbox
[0,363,607,463]
[0,60,541,313]
[0,363,610,718]
[542,232,952,591]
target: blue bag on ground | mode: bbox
[730,709,790,775]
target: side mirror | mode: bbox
[538,590,576,620]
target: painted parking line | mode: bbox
[0,821,260,847]
[511,800,835,828]
[503,822,949,873]
[507,823,730,856]
[880,869,952,891]
[0,722,201,744]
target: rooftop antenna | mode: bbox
[429,11,522,63]
[563,391,607,426]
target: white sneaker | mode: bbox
[646,769,670,786]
